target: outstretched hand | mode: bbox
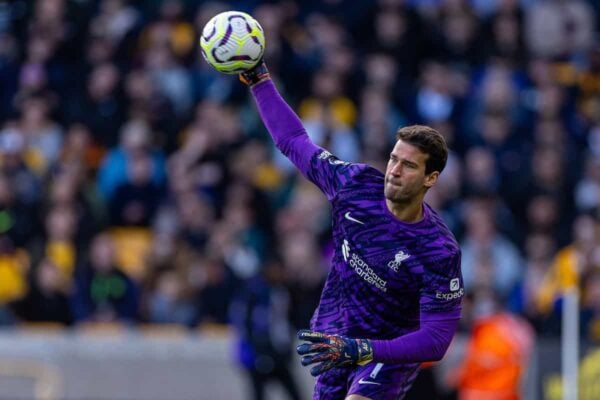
[239,60,270,86]
[296,330,374,376]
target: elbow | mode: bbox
[422,317,460,362]
[274,128,309,150]
[424,325,454,362]
[430,349,444,362]
[431,354,443,362]
[431,337,453,361]
[272,135,287,150]
[431,348,446,362]
[273,137,293,156]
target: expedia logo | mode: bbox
[450,278,460,291]
[436,288,464,301]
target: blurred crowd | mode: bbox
[0,0,597,355]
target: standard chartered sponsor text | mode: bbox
[349,253,387,292]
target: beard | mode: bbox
[384,180,412,203]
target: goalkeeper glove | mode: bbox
[296,330,374,376]
[239,60,270,86]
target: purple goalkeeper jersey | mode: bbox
[307,154,462,339]
[252,80,463,343]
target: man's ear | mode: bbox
[424,171,439,188]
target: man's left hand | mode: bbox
[296,330,374,376]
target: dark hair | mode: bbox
[395,125,448,174]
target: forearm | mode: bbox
[251,79,320,172]
[371,318,459,364]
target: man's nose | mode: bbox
[390,163,402,176]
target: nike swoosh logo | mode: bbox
[358,378,381,385]
[344,212,364,225]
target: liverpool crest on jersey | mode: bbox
[387,250,411,272]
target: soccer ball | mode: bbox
[200,11,265,74]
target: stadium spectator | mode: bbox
[145,268,196,326]
[451,288,534,400]
[11,258,71,325]
[0,126,41,205]
[536,213,600,319]
[525,0,595,59]
[67,62,125,148]
[17,93,63,175]
[0,170,39,249]
[576,155,600,213]
[39,205,78,279]
[0,234,30,320]
[70,232,139,323]
[109,152,164,227]
[231,259,301,400]
[97,118,166,200]
[460,197,523,299]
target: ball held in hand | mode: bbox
[200,11,265,74]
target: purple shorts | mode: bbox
[312,361,421,400]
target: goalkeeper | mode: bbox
[240,61,463,400]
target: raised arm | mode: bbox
[250,78,320,175]
[242,62,361,200]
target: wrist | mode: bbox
[240,61,270,86]
[355,338,374,366]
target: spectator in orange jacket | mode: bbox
[454,289,534,400]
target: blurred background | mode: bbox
[0,0,597,399]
